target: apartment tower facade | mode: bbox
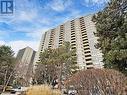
[34,15,103,70]
[16,46,36,86]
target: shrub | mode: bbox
[25,85,61,95]
[65,69,127,95]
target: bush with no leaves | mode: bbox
[65,69,127,95]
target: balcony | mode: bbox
[71,43,76,46]
[71,28,75,31]
[83,38,88,42]
[82,33,87,36]
[87,67,94,69]
[71,33,75,35]
[80,26,85,28]
[71,35,76,38]
[85,54,91,57]
[71,41,76,43]
[83,41,88,44]
[86,62,93,65]
[84,47,90,50]
[82,36,87,39]
[83,44,89,47]
[84,51,91,54]
[71,46,76,50]
[81,28,86,30]
[85,58,92,61]
[59,36,63,38]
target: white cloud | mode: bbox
[0,41,5,45]
[84,0,109,3]
[8,40,39,55]
[0,40,40,56]
[17,11,37,22]
[46,0,72,12]
[83,0,109,6]
[26,28,49,39]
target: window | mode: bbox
[71,33,75,35]
[84,44,89,47]
[85,54,91,57]
[71,36,75,38]
[82,36,87,39]
[71,28,75,30]
[71,41,76,43]
[87,67,94,69]
[59,37,63,39]
[82,32,87,35]
[71,43,76,46]
[48,43,52,45]
[72,47,76,50]
[83,38,88,41]
[80,22,85,24]
[84,48,90,50]
[71,30,75,32]
[71,24,74,26]
[81,29,86,31]
[71,26,75,29]
[59,42,62,44]
[60,35,63,37]
[86,58,92,61]
[59,39,63,42]
[81,26,85,28]
[83,41,88,44]
[86,62,93,65]
[84,51,90,54]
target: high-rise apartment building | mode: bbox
[16,46,36,86]
[34,15,103,70]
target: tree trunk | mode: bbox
[3,70,7,86]
[2,71,13,93]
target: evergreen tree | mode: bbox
[0,45,16,92]
[35,42,78,84]
[92,0,127,75]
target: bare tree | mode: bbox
[65,69,127,95]
[0,45,16,93]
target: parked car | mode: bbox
[67,85,77,95]
[13,85,21,89]
[5,86,13,91]
[6,86,16,94]
[10,89,16,94]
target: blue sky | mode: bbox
[0,0,109,54]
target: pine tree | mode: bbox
[0,45,16,92]
[34,42,78,84]
[92,0,127,75]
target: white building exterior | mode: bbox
[34,15,103,70]
[16,47,36,86]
